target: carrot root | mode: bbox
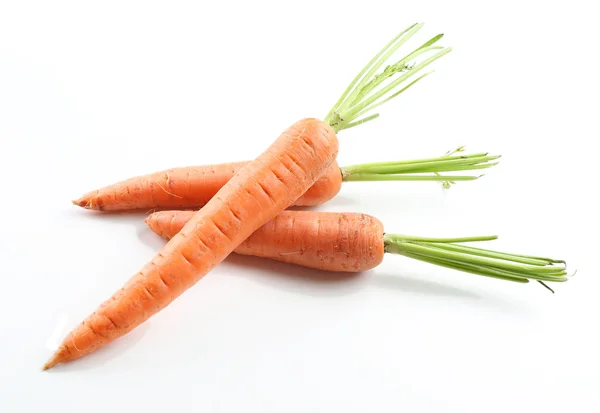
[46,118,339,368]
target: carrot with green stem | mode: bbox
[44,23,452,369]
[146,210,569,290]
[73,147,499,211]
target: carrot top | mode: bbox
[341,147,500,188]
[325,22,451,132]
[384,234,569,292]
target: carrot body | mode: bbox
[145,210,569,286]
[73,160,343,211]
[146,210,385,272]
[45,118,339,369]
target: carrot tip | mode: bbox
[72,198,86,208]
[41,355,60,371]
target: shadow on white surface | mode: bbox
[135,222,530,311]
[224,253,366,296]
[136,221,168,251]
[287,193,356,210]
[224,254,497,302]
[132,213,532,315]
[135,223,367,295]
[371,272,479,299]
[70,208,151,220]
[371,272,531,315]
[226,255,533,315]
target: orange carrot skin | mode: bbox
[47,118,339,368]
[294,161,342,206]
[73,160,343,211]
[146,210,385,272]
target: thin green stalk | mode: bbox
[423,242,559,266]
[340,152,499,183]
[351,44,442,106]
[345,155,500,175]
[341,114,381,130]
[400,251,530,284]
[340,48,452,124]
[384,234,498,243]
[342,174,482,182]
[324,23,451,132]
[350,71,433,121]
[332,23,425,122]
[349,152,490,169]
[383,234,568,288]
[400,243,566,278]
[324,23,420,125]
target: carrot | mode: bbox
[146,210,569,287]
[73,148,499,211]
[45,23,452,369]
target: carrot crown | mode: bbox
[383,234,569,292]
[341,147,500,188]
[324,23,451,132]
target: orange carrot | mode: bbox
[147,210,385,271]
[146,210,569,284]
[73,161,343,210]
[44,118,339,370]
[45,24,452,368]
[73,150,499,211]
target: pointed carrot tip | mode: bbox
[72,198,86,208]
[42,354,60,371]
[72,195,97,210]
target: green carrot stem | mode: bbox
[324,23,420,124]
[340,48,451,124]
[350,152,490,169]
[344,155,500,175]
[396,242,566,279]
[341,114,380,130]
[331,24,424,121]
[350,72,433,120]
[384,234,498,243]
[400,251,530,284]
[421,242,559,267]
[325,23,451,132]
[340,152,499,183]
[342,174,482,182]
[383,234,568,287]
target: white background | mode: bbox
[1,1,598,412]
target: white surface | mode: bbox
[1,1,598,412]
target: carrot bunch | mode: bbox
[45,23,569,370]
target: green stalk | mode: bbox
[340,151,499,184]
[324,23,451,132]
[324,23,420,124]
[330,23,424,122]
[343,174,482,182]
[383,234,569,291]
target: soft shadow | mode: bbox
[288,194,355,211]
[42,322,150,373]
[70,206,149,219]
[69,205,201,226]
[134,219,530,312]
[372,272,532,314]
[223,253,367,297]
[226,258,532,313]
[70,206,150,223]
[372,272,480,300]
[135,229,366,297]
[137,224,167,251]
